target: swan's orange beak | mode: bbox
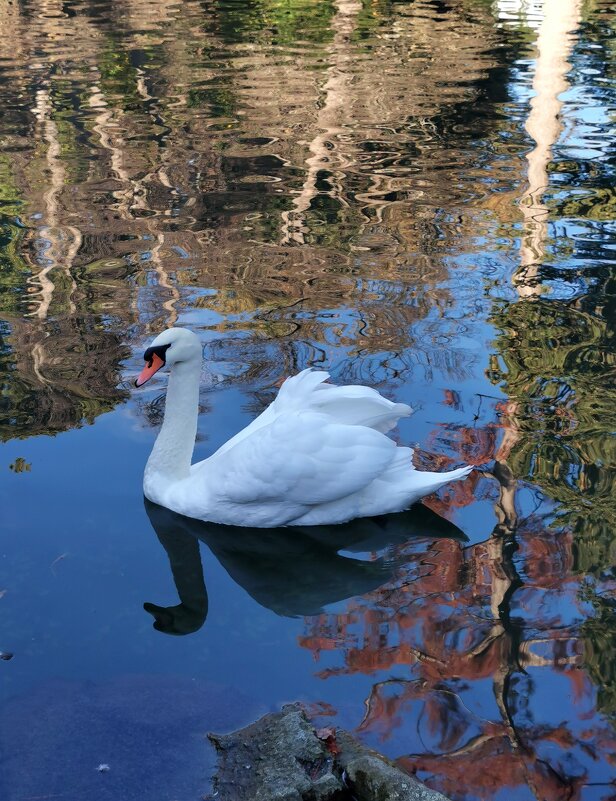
[135,353,165,387]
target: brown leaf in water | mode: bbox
[316,726,339,755]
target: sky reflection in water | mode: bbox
[0,0,615,799]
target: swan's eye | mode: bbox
[143,343,171,366]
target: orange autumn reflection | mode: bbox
[299,458,616,801]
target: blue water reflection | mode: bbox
[1,0,615,799]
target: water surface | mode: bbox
[1,1,615,799]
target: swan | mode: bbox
[135,327,473,527]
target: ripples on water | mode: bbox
[0,0,615,799]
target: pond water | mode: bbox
[1,0,615,799]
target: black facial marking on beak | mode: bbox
[143,343,171,367]
[134,343,172,388]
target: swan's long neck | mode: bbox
[145,357,200,485]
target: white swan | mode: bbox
[135,328,473,527]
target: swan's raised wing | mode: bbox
[308,383,412,433]
[277,369,412,433]
[211,369,411,458]
[204,411,397,508]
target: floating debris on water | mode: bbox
[9,457,31,473]
[50,553,69,575]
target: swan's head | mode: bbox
[135,327,202,387]
[143,601,206,635]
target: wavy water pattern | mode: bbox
[0,1,615,800]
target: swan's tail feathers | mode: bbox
[408,463,474,496]
[426,464,474,491]
[445,464,474,482]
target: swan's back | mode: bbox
[175,369,470,528]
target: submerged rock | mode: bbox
[336,730,450,801]
[208,705,344,800]
[207,705,451,801]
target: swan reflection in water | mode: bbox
[143,499,467,635]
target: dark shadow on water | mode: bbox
[143,499,468,634]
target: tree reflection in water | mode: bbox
[0,0,614,798]
[300,459,616,800]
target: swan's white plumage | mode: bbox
[139,328,473,527]
[203,411,397,504]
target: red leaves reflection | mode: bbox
[299,460,616,800]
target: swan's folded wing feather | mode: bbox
[275,370,412,433]
[213,371,411,462]
[308,384,412,433]
[207,411,397,506]
[211,369,330,459]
